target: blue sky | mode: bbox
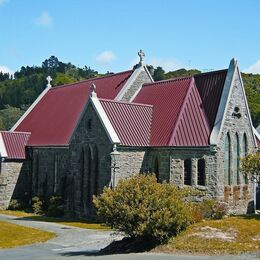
[1,0,260,75]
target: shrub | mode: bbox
[47,196,64,217]
[93,174,195,241]
[32,196,44,215]
[8,199,22,210]
[193,199,228,220]
[211,201,228,219]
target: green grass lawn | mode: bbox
[0,210,110,230]
[0,220,55,249]
[157,215,260,255]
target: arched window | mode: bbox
[225,133,231,185]
[241,133,248,183]
[197,159,205,186]
[233,133,239,185]
[184,159,192,185]
[154,157,159,181]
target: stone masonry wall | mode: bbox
[69,102,113,217]
[29,148,69,201]
[169,148,216,197]
[120,69,152,102]
[216,68,256,214]
[0,161,24,209]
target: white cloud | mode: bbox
[35,11,52,27]
[95,51,116,65]
[0,0,7,6]
[147,58,183,72]
[244,60,260,74]
[0,65,14,75]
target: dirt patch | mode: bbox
[191,226,237,242]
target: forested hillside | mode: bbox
[0,57,259,130]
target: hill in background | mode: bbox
[0,56,259,130]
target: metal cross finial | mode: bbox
[138,49,145,65]
[90,82,97,98]
[46,75,52,88]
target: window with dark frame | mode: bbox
[197,159,205,186]
[184,159,192,185]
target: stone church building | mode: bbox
[0,51,259,216]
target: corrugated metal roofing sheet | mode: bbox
[134,77,195,146]
[168,79,211,146]
[14,70,133,146]
[194,70,227,130]
[1,131,30,159]
[100,99,153,146]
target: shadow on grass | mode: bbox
[237,214,260,221]
[60,236,159,257]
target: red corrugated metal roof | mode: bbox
[134,77,199,146]
[194,70,227,130]
[100,99,153,146]
[1,131,30,159]
[168,78,211,146]
[133,71,227,146]
[14,70,133,146]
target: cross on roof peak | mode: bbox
[90,82,97,98]
[46,76,52,88]
[138,49,145,66]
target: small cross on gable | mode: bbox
[138,49,145,65]
[46,76,52,88]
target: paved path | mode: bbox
[0,214,258,260]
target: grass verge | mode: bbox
[157,215,260,255]
[0,210,110,230]
[0,220,55,249]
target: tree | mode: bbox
[0,105,24,130]
[93,174,195,241]
[153,66,165,81]
[241,153,260,183]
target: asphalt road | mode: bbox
[0,214,258,260]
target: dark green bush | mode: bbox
[32,196,44,215]
[93,174,195,241]
[47,196,64,217]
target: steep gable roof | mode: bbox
[194,69,228,130]
[0,131,30,159]
[100,99,153,146]
[134,77,211,146]
[13,70,133,146]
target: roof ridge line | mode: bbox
[143,76,192,87]
[0,131,31,134]
[167,78,195,145]
[51,70,133,90]
[194,69,227,77]
[99,98,154,108]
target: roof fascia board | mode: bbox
[210,59,257,147]
[11,85,51,131]
[210,59,236,145]
[129,65,154,102]
[0,133,8,158]
[90,96,120,144]
[27,145,69,149]
[115,65,153,101]
[68,95,120,145]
